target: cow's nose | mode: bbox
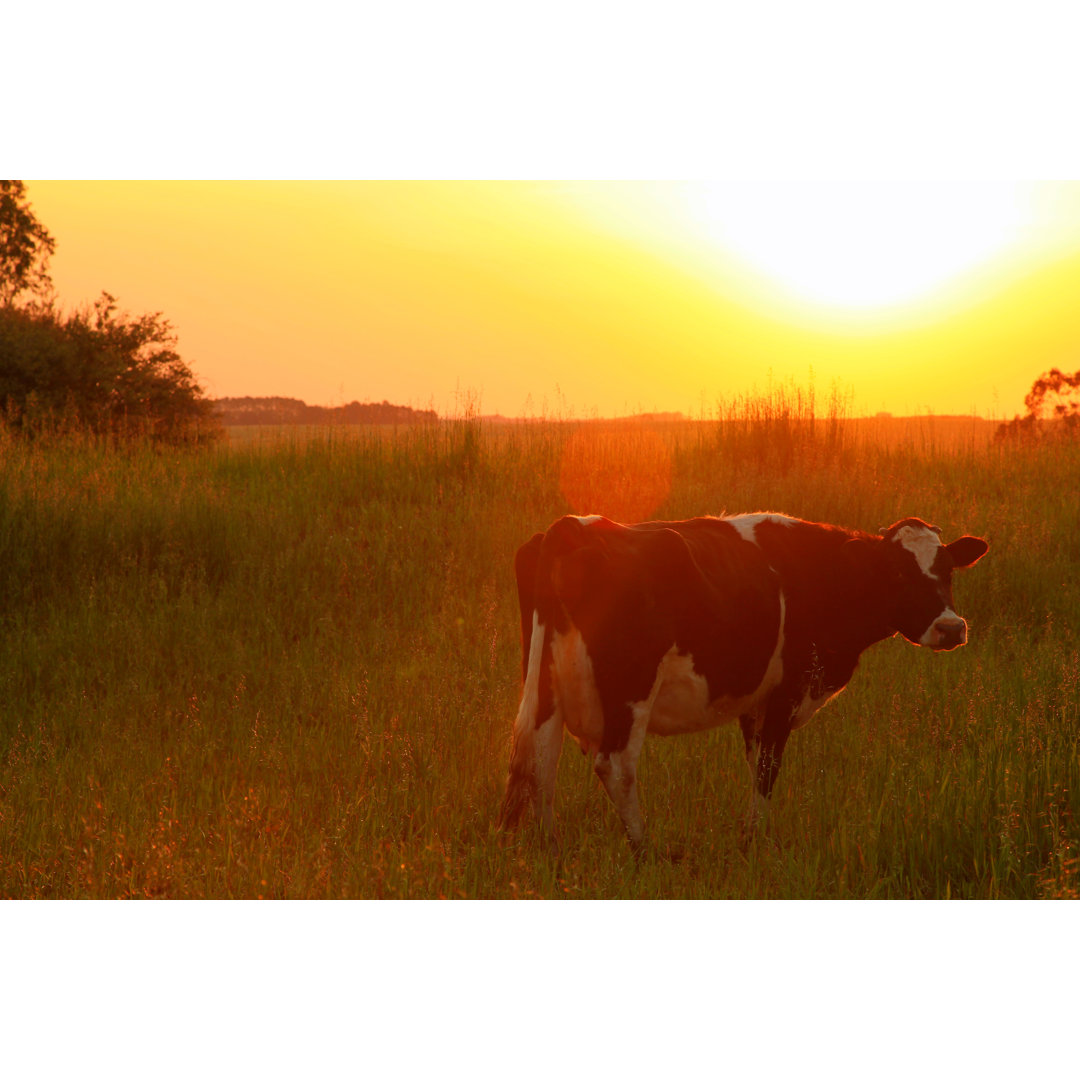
[934,618,967,650]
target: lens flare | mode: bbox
[558,425,672,523]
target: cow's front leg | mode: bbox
[739,714,766,839]
[739,702,793,845]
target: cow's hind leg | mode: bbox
[593,703,650,850]
[498,612,564,847]
[499,705,564,841]
[500,534,566,845]
[533,710,564,839]
[499,718,536,832]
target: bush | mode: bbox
[0,294,221,443]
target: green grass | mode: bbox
[1,413,1077,897]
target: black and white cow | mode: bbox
[498,512,988,847]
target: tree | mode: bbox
[0,293,220,441]
[996,367,1080,443]
[0,182,220,442]
[0,180,55,305]
[1023,367,1080,423]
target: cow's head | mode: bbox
[877,518,989,650]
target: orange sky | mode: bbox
[24,180,1080,418]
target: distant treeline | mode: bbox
[213,396,438,426]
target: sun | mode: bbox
[675,182,1037,314]
[563,181,1051,321]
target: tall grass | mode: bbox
[1,402,1077,897]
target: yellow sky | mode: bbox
[24,180,1080,418]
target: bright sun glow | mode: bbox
[679,182,1033,311]
[566,181,1058,322]
[27,180,1080,420]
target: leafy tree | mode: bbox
[996,367,1080,443]
[1023,367,1080,423]
[1,293,219,441]
[0,180,55,305]
[1,182,220,442]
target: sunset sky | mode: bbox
[25,179,1080,420]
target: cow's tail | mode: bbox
[498,532,546,831]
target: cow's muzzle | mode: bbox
[924,616,968,651]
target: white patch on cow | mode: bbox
[646,650,713,734]
[573,515,603,526]
[643,592,787,735]
[550,626,605,750]
[895,524,943,577]
[728,512,795,545]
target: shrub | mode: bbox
[0,295,221,443]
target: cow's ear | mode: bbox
[946,535,988,569]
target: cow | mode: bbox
[497,512,988,849]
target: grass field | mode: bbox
[1,403,1077,898]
